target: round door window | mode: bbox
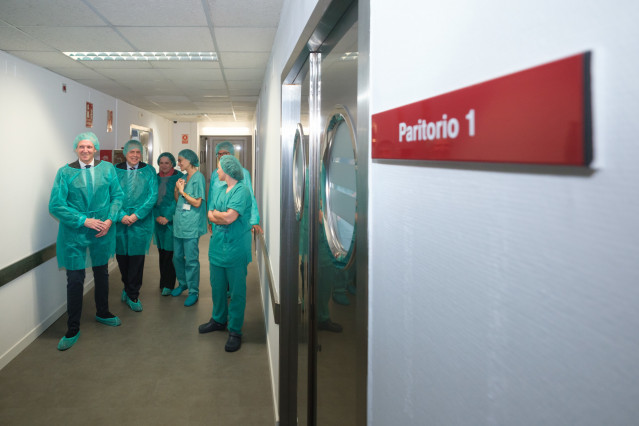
[293,123,306,221]
[322,106,357,269]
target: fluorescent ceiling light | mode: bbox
[340,51,358,61]
[63,52,218,61]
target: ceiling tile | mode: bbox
[145,95,192,103]
[0,0,105,26]
[227,80,263,91]
[96,68,166,80]
[17,26,131,51]
[208,0,284,27]
[219,52,270,68]
[48,67,110,80]
[0,27,57,51]
[7,51,79,68]
[86,0,207,26]
[224,68,266,81]
[160,68,223,81]
[118,27,214,51]
[174,79,228,91]
[214,27,277,52]
[230,95,259,102]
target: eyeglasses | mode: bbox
[216,152,231,158]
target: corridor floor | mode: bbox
[0,238,275,425]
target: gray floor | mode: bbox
[0,238,275,426]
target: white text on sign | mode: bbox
[398,109,475,142]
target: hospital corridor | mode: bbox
[2,0,639,425]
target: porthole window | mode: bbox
[322,106,357,269]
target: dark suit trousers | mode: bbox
[116,254,145,300]
[158,248,176,289]
[66,264,110,333]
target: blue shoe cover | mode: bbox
[95,315,121,326]
[184,294,198,307]
[171,285,187,297]
[57,331,80,351]
[121,289,127,302]
[126,296,143,312]
[161,288,172,296]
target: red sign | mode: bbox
[372,53,592,166]
[181,134,189,144]
[85,102,93,128]
[100,150,113,163]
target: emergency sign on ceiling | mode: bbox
[371,52,592,166]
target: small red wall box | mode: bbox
[372,52,592,166]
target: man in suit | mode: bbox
[49,132,124,351]
[114,140,158,312]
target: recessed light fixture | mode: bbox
[340,51,358,61]
[63,52,218,61]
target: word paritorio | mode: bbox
[399,109,475,142]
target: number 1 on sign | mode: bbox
[465,109,475,137]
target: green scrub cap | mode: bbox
[220,155,244,181]
[178,148,200,167]
[123,139,143,155]
[157,152,176,167]
[215,141,235,155]
[73,132,100,151]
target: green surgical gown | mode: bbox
[49,161,124,270]
[173,171,207,239]
[153,170,181,251]
[208,181,252,268]
[115,164,158,255]
[208,167,260,226]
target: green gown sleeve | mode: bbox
[48,168,86,228]
[242,168,260,226]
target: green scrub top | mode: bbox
[49,160,124,270]
[208,167,260,226]
[115,163,158,255]
[153,169,181,251]
[173,170,207,239]
[208,181,252,268]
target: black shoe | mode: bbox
[198,318,227,334]
[225,332,242,352]
[318,319,343,333]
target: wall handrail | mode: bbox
[0,244,56,288]
[256,232,280,324]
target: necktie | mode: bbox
[85,165,93,202]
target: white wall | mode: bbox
[368,1,639,425]
[256,0,321,415]
[0,51,170,369]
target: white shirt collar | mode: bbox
[127,162,139,170]
[79,159,95,168]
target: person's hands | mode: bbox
[252,224,263,235]
[156,216,169,225]
[176,179,185,194]
[84,218,106,232]
[95,219,112,238]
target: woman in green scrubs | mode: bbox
[199,155,252,352]
[171,149,207,307]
